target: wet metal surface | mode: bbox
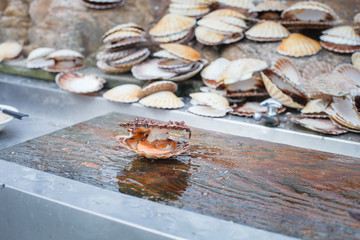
[1,112,360,239]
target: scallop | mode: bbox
[55,72,106,94]
[249,0,288,14]
[168,60,206,81]
[216,0,254,9]
[272,58,301,86]
[96,48,137,61]
[103,84,141,103]
[188,105,229,118]
[311,73,357,97]
[195,26,229,45]
[151,30,191,44]
[189,92,230,110]
[81,0,124,9]
[139,91,184,109]
[245,21,290,42]
[352,52,360,70]
[197,18,244,34]
[97,60,132,74]
[45,49,85,72]
[102,23,145,40]
[333,63,360,87]
[230,101,269,117]
[131,58,177,80]
[201,58,231,88]
[149,14,196,37]
[301,99,330,118]
[159,43,201,62]
[0,41,23,62]
[277,33,321,57]
[169,3,211,18]
[110,48,150,68]
[26,47,56,69]
[322,26,360,44]
[203,9,247,19]
[138,81,178,99]
[152,50,181,60]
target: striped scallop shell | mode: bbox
[188,106,229,118]
[352,52,360,70]
[195,26,229,45]
[46,49,84,61]
[0,41,22,62]
[149,14,196,37]
[216,0,254,9]
[97,60,132,73]
[197,18,244,34]
[26,47,56,68]
[322,26,360,43]
[55,72,106,94]
[153,50,180,60]
[96,48,137,61]
[151,29,190,43]
[110,48,150,68]
[203,9,246,19]
[190,92,230,110]
[245,21,290,41]
[168,60,207,81]
[102,23,144,40]
[334,63,360,87]
[272,58,301,86]
[311,73,357,97]
[319,40,360,54]
[81,0,124,9]
[281,1,338,22]
[169,4,210,18]
[160,43,201,62]
[139,91,184,109]
[249,0,287,13]
[103,84,141,103]
[277,33,321,57]
[103,31,144,44]
[138,81,178,99]
[301,99,330,118]
[261,70,304,109]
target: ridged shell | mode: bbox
[216,0,254,9]
[322,26,360,43]
[188,105,228,118]
[110,48,150,68]
[103,31,144,44]
[55,72,106,94]
[277,33,321,57]
[168,60,206,81]
[272,58,301,86]
[151,29,190,43]
[327,96,360,131]
[203,9,247,19]
[97,60,131,73]
[352,52,360,70]
[131,58,177,80]
[197,18,244,34]
[230,101,268,117]
[149,14,196,37]
[281,1,338,22]
[216,17,247,28]
[81,0,124,9]
[261,70,304,109]
[0,41,23,62]
[319,41,360,54]
[249,0,287,13]
[286,113,347,135]
[103,84,141,103]
[102,23,144,40]
[139,91,184,109]
[27,47,55,61]
[169,5,210,18]
[160,43,201,62]
[355,13,360,25]
[96,48,137,61]
[246,21,290,41]
[46,49,84,60]
[301,99,329,118]
[138,81,178,99]
[153,50,180,60]
[220,58,268,84]
[311,73,357,97]
[195,26,227,45]
[44,60,84,73]
[320,35,360,46]
[201,58,231,87]
[333,63,360,87]
[301,61,333,98]
[190,92,230,110]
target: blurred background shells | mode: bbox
[320,25,360,53]
[0,41,23,62]
[55,72,106,94]
[81,0,125,9]
[97,23,150,74]
[44,49,85,72]
[26,47,55,69]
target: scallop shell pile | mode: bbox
[195,9,247,45]
[319,25,360,54]
[116,118,191,159]
[149,14,196,45]
[0,41,23,62]
[97,23,149,74]
[132,43,206,82]
[55,72,106,94]
[81,0,124,9]
[26,47,56,69]
[168,0,216,18]
[44,49,85,72]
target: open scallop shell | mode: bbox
[46,49,84,61]
[333,63,360,87]
[249,0,287,13]
[281,1,338,22]
[159,43,201,62]
[224,76,264,92]
[0,41,23,62]
[139,91,184,109]
[105,36,146,50]
[27,47,55,61]
[103,31,143,44]
[149,14,196,37]
[168,60,207,82]
[272,58,301,86]
[188,106,229,118]
[277,33,321,57]
[352,52,360,70]
[26,47,56,69]
[201,57,231,88]
[322,26,360,43]
[219,58,268,84]
[103,84,141,103]
[190,92,230,110]
[245,21,290,42]
[230,101,285,117]
[311,73,357,97]
[286,113,347,135]
[153,50,181,60]
[319,41,360,54]
[216,0,254,9]
[138,81,178,99]
[261,69,305,109]
[301,99,330,118]
[55,72,106,94]
[131,58,177,80]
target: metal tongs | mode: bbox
[0,107,29,120]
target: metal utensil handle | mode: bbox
[1,108,29,120]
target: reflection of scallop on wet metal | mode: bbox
[116,118,191,159]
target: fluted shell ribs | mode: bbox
[103,84,142,103]
[0,41,23,62]
[277,33,321,57]
[246,21,290,42]
[97,23,149,73]
[55,72,106,94]
[139,91,184,109]
[138,81,178,99]
[320,26,360,53]
[195,9,246,46]
[116,118,191,159]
